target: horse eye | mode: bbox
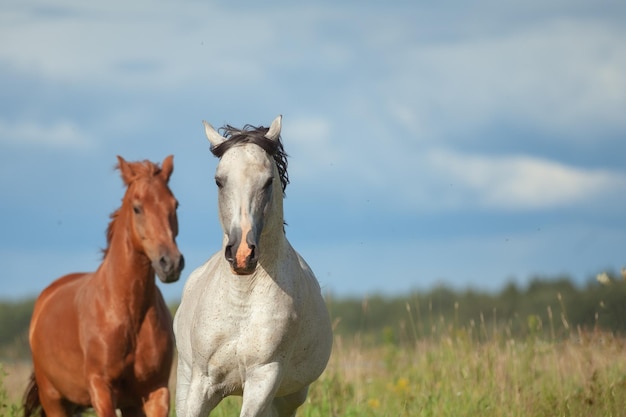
[263,177,273,190]
[133,205,142,214]
[215,177,224,189]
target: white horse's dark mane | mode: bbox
[210,124,290,193]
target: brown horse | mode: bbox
[23,155,184,417]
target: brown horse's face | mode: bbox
[119,155,184,283]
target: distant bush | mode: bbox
[326,273,626,345]
[0,300,33,360]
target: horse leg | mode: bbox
[120,405,144,417]
[35,373,71,417]
[272,387,309,417]
[240,363,282,417]
[142,386,170,417]
[175,357,191,417]
[120,405,146,417]
[38,393,70,417]
[176,368,220,417]
[87,375,117,417]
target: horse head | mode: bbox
[117,155,185,283]
[203,116,287,275]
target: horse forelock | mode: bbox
[210,124,290,193]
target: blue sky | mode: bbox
[1,0,625,301]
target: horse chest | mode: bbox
[195,288,298,367]
[199,315,297,395]
[81,307,171,379]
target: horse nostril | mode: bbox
[178,255,185,272]
[225,245,234,263]
[159,255,170,271]
[249,245,257,263]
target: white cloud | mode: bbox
[0,119,94,149]
[426,149,625,210]
[317,141,626,212]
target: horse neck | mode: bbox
[257,186,289,268]
[97,210,155,316]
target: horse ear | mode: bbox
[160,155,174,183]
[203,121,225,147]
[117,155,135,185]
[265,115,282,141]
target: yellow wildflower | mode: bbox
[367,398,381,409]
[394,377,410,395]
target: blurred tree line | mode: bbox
[328,272,626,345]
[1,272,626,359]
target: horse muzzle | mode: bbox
[224,234,259,276]
[153,250,185,283]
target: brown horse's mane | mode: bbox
[102,160,165,258]
[211,124,290,193]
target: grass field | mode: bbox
[3,317,626,416]
[308,330,626,417]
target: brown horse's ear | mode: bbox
[160,155,174,183]
[117,155,136,185]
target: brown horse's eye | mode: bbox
[133,205,142,214]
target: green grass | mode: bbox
[298,331,626,417]
[293,306,626,417]
[4,313,626,416]
[1,364,21,417]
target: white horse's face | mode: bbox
[215,145,276,275]
[204,116,283,275]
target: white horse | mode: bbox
[174,115,333,417]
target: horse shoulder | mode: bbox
[295,251,322,289]
[174,254,222,358]
[72,274,138,376]
[283,247,333,373]
[133,288,174,384]
[279,245,324,302]
[138,287,174,351]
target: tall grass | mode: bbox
[1,363,21,417]
[3,295,626,417]
[296,297,626,417]
[299,329,626,416]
